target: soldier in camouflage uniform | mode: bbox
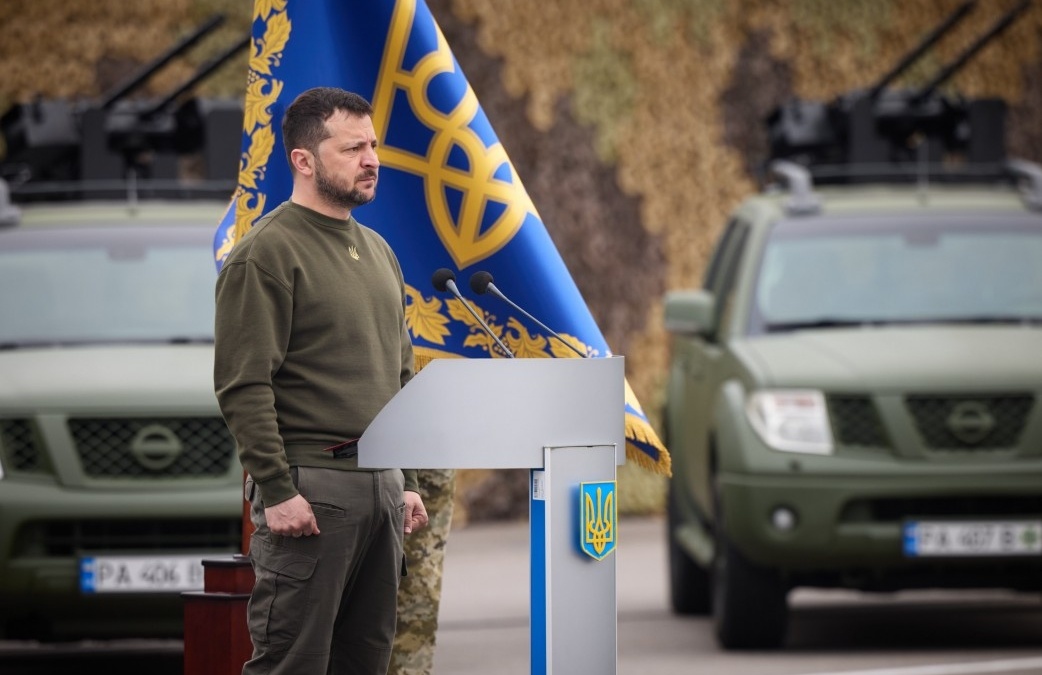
[389,468,457,675]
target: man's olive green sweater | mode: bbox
[214,201,417,506]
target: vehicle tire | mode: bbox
[712,486,789,649]
[667,486,711,615]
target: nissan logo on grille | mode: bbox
[945,401,995,445]
[129,424,184,471]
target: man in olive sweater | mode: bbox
[214,87,427,675]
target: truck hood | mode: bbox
[738,326,1042,392]
[0,345,219,413]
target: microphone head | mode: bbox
[431,268,456,292]
[469,270,494,295]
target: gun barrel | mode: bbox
[867,0,975,99]
[142,34,251,118]
[915,0,1031,102]
[99,14,226,110]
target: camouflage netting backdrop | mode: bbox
[3,0,1039,520]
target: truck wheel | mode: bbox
[712,531,789,649]
[667,487,711,614]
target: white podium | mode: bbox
[359,356,625,675]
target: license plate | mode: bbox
[80,554,215,593]
[903,520,1042,557]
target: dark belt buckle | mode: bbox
[325,439,359,460]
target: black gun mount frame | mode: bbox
[0,14,247,200]
[765,0,1033,185]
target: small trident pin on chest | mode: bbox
[348,245,360,260]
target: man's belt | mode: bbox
[324,438,359,460]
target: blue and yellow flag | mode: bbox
[214,0,670,475]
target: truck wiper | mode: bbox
[0,340,60,350]
[168,336,215,344]
[0,337,215,349]
[765,316,1042,333]
[896,315,1042,326]
[764,318,875,333]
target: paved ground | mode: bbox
[435,515,665,674]
[1,514,1040,675]
[433,515,1042,675]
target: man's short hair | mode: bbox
[282,87,374,165]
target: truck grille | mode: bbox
[905,394,1034,450]
[845,495,1042,523]
[827,395,890,448]
[20,519,242,556]
[0,418,42,472]
[68,417,234,477]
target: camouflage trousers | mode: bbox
[389,469,457,675]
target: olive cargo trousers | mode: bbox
[242,466,406,675]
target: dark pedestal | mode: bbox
[182,555,254,675]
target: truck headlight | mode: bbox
[747,390,833,455]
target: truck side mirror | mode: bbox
[664,290,716,337]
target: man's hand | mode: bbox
[404,490,428,535]
[265,494,320,537]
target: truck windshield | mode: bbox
[0,226,216,347]
[750,213,1042,335]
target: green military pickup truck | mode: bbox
[663,159,1042,649]
[0,195,242,639]
[663,5,1042,649]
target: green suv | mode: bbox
[0,191,242,639]
[663,159,1042,649]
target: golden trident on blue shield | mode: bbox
[580,481,616,561]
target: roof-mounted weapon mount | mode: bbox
[0,14,247,201]
[765,0,1033,187]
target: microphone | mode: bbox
[469,270,587,358]
[431,268,514,358]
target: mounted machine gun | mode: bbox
[765,0,1034,185]
[0,14,248,200]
